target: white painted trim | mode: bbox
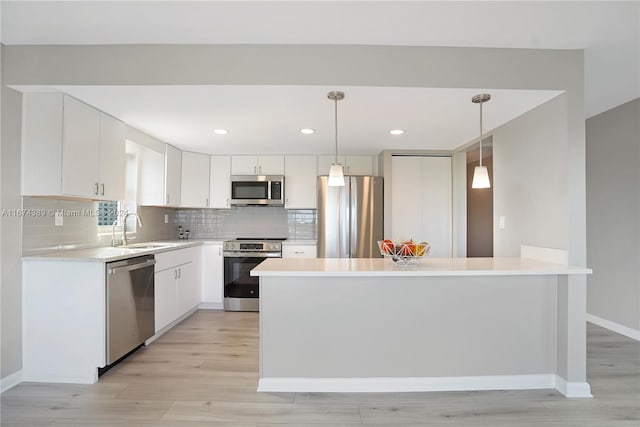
[198,302,223,310]
[521,245,568,265]
[0,370,22,393]
[258,374,557,393]
[587,314,640,341]
[554,375,592,398]
[146,306,199,344]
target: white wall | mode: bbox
[492,94,569,256]
[1,48,23,382]
[0,44,586,385]
[586,98,640,337]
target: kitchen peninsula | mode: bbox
[251,246,592,398]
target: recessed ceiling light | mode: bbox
[213,129,229,135]
[300,128,315,134]
[390,129,404,135]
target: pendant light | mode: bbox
[471,93,491,189]
[327,91,345,187]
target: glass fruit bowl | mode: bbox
[377,240,431,265]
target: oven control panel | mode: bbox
[223,239,283,254]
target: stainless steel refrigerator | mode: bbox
[317,176,384,258]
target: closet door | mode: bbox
[391,156,452,257]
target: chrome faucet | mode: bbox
[122,212,143,246]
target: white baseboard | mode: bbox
[259,374,557,394]
[0,370,22,393]
[554,375,592,398]
[587,313,640,341]
[198,302,224,310]
[146,306,200,344]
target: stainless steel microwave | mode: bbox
[230,175,285,206]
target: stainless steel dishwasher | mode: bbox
[106,255,156,365]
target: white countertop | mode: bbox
[22,240,204,263]
[251,257,592,277]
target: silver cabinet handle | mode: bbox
[100,183,105,196]
[108,259,156,275]
[258,165,262,174]
[178,268,181,279]
[206,198,209,207]
[174,269,177,280]
[94,182,99,195]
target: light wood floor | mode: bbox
[2,310,639,426]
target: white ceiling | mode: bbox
[22,85,559,155]
[2,1,638,155]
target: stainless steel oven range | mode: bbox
[223,238,284,312]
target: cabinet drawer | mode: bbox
[282,245,317,258]
[155,247,195,271]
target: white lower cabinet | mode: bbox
[283,244,317,258]
[201,242,224,308]
[154,268,178,332]
[154,247,201,334]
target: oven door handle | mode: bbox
[223,251,282,258]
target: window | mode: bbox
[97,200,119,227]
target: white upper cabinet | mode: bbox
[345,155,374,175]
[317,155,374,176]
[285,155,317,209]
[180,151,210,208]
[22,93,126,200]
[139,143,183,207]
[231,155,285,175]
[138,145,165,206]
[164,144,182,207]
[98,113,126,201]
[209,155,231,208]
[61,96,100,198]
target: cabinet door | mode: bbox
[285,155,317,209]
[61,96,100,198]
[390,156,452,257]
[165,144,182,206]
[98,113,126,201]
[391,156,423,242]
[231,155,258,175]
[346,155,373,175]
[181,152,210,208]
[176,262,199,317]
[209,155,231,208]
[138,146,165,206]
[154,268,177,332]
[317,155,346,176]
[282,245,317,258]
[421,157,452,257]
[257,155,285,175]
[201,244,224,304]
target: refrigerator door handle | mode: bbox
[349,177,357,258]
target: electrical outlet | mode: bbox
[164,214,169,224]
[499,216,506,229]
[54,211,63,227]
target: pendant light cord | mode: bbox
[334,97,338,164]
[479,101,483,168]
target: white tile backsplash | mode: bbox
[22,197,316,255]
[176,206,316,241]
